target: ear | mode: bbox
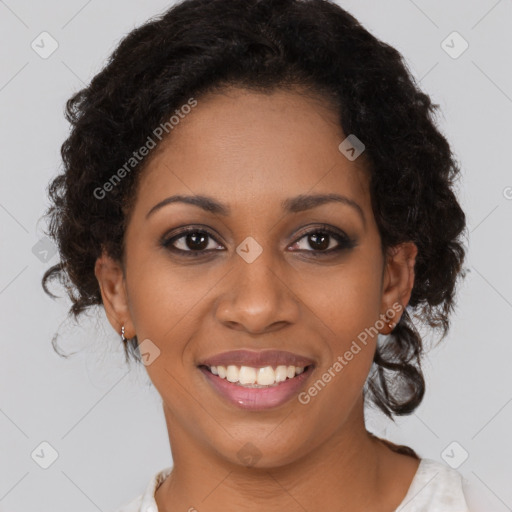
[94,252,135,339]
[379,241,418,334]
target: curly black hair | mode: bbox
[42,0,467,429]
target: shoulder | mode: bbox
[396,458,470,511]
[111,467,173,512]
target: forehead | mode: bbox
[135,87,371,216]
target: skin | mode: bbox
[95,87,419,511]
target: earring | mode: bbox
[121,325,127,343]
[388,321,396,330]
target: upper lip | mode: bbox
[198,349,315,368]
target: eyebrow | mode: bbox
[146,193,366,226]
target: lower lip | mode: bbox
[199,365,314,411]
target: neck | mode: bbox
[154,396,413,512]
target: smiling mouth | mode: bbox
[198,364,314,388]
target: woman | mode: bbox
[42,0,483,510]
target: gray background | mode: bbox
[0,0,511,511]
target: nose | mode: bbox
[214,251,301,334]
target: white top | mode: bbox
[112,458,491,512]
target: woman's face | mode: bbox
[97,87,416,468]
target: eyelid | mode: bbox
[292,223,350,242]
[161,225,224,252]
[289,224,357,253]
[161,223,356,256]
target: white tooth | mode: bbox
[212,364,305,386]
[275,365,288,382]
[226,365,239,383]
[257,366,276,385]
[238,366,257,385]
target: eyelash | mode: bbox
[161,224,357,258]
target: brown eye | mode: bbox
[289,226,357,255]
[305,232,331,251]
[162,228,223,255]
[180,232,209,251]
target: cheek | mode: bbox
[123,252,207,370]
[125,242,383,351]
[125,249,203,328]
[299,280,380,424]
[300,254,383,343]
[124,261,205,399]
[296,253,382,398]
